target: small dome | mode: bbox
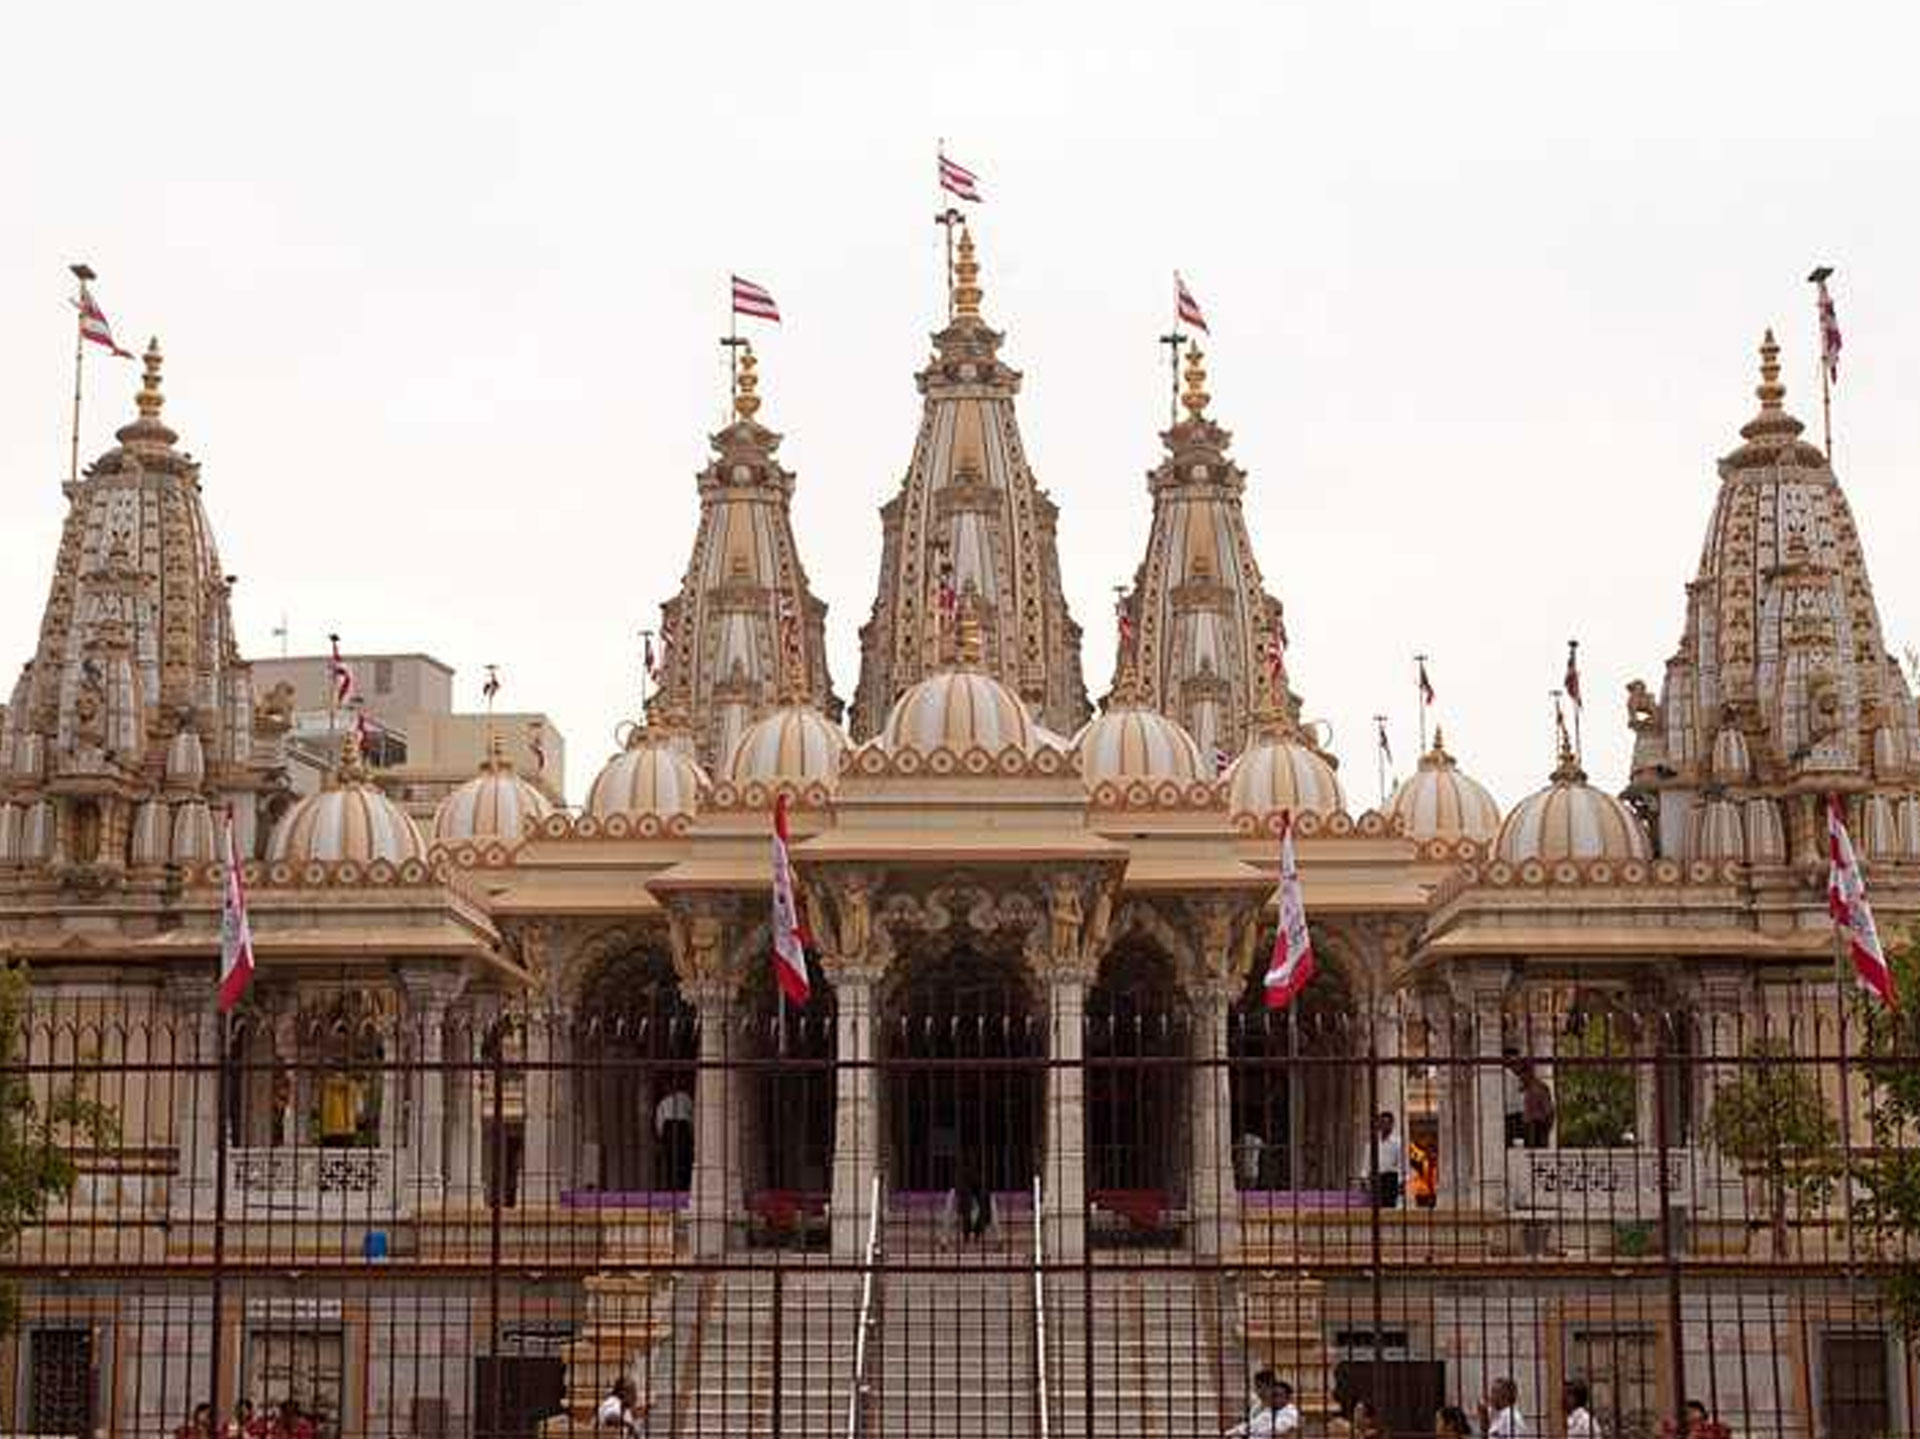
[269,736,426,864]
[1687,795,1746,861]
[1387,729,1501,842]
[1860,793,1900,863]
[1873,724,1914,782]
[1495,750,1650,863]
[1746,797,1788,865]
[727,703,850,787]
[879,669,1036,756]
[1710,726,1752,786]
[434,739,555,843]
[1897,795,1920,863]
[166,727,206,790]
[0,802,22,868]
[1074,695,1207,786]
[587,725,707,820]
[1226,716,1345,821]
[171,799,217,865]
[131,801,171,868]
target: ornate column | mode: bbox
[817,868,888,1259]
[399,967,467,1208]
[444,993,492,1209]
[163,972,219,1215]
[1187,897,1255,1257]
[684,974,740,1256]
[1039,871,1112,1260]
[1455,965,1515,1212]
[516,924,562,1207]
[1425,989,1468,1207]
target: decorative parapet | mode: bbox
[183,857,453,891]
[703,777,837,813]
[1430,855,1747,906]
[1230,808,1407,841]
[1086,776,1224,812]
[517,811,698,843]
[840,740,1080,782]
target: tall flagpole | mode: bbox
[935,141,960,322]
[1809,265,1836,465]
[1159,322,1184,430]
[1373,714,1390,808]
[1414,653,1430,754]
[67,264,95,486]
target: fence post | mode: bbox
[1652,1004,1687,1436]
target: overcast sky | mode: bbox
[4,0,1916,811]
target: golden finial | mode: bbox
[956,587,985,666]
[1756,328,1784,413]
[1181,343,1210,420]
[483,730,510,771]
[734,342,762,421]
[953,226,983,320]
[137,339,164,421]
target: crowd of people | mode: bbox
[171,1397,322,1439]
[1228,1371,1737,1438]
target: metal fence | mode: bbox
[2,978,1917,1439]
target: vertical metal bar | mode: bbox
[1652,1004,1686,1435]
[486,1012,506,1439]
[208,1007,230,1422]
[1366,986,1384,1414]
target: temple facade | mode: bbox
[0,240,1916,1439]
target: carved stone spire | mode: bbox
[2,341,279,879]
[655,344,840,772]
[852,226,1088,737]
[1628,330,1919,862]
[1111,342,1292,767]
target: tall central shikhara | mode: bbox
[851,228,1088,739]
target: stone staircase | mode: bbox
[1239,1274,1337,1424]
[871,1268,1040,1437]
[666,1268,863,1438]
[1047,1270,1247,1439]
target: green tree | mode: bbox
[1706,1036,1838,1256]
[1556,1012,1637,1148]
[1856,927,1920,1334]
[0,964,118,1331]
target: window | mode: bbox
[373,658,393,695]
[248,1328,345,1431]
[1568,1327,1659,1439]
[1822,1331,1892,1439]
[28,1326,94,1436]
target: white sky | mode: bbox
[3,0,1916,811]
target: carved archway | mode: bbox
[1086,941,1188,1208]
[736,953,838,1214]
[574,944,695,1192]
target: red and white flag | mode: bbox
[1376,717,1393,766]
[1264,811,1316,1010]
[1114,592,1136,654]
[938,151,982,203]
[642,631,659,680]
[1563,639,1583,710]
[1417,658,1435,708]
[770,793,810,1007]
[327,634,356,707]
[731,275,781,323]
[1175,273,1209,333]
[1827,797,1897,1010]
[1213,746,1233,777]
[218,813,255,1013]
[1815,272,1843,384]
[73,280,133,359]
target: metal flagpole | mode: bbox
[1809,266,1836,464]
[1414,653,1430,754]
[67,264,94,486]
[936,138,957,320]
[1373,714,1389,808]
[1160,282,1184,429]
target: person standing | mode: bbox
[595,1376,644,1434]
[653,1083,694,1190]
[1564,1380,1602,1437]
[1476,1377,1533,1437]
[1226,1371,1300,1437]
[1371,1112,1405,1208]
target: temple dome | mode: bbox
[1073,687,1207,786]
[879,667,1037,756]
[1687,795,1747,861]
[587,723,707,820]
[433,738,555,843]
[1496,748,1650,863]
[1387,729,1501,842]
[269,736,426,864]
[1225,708,1344,820]
[727,702,850,787]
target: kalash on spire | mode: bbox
[1111,340,1295,769]
[850,224,1089,739]
[653,340,841,774]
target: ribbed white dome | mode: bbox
[1899,796,1920,863]
[166,727,206,790]
[171,800,217,865]
[434,744,554,843]
[727,704,850,786]
[270,783,426,864]
[1861,793,1901,863]
[587,728,707,820]
[1226,729,1345,820]
[1746,797,1787,864]
[1495,754,1650,863]
[131,801,170,867]
[879,669,1036,756]
[1687,795,1746,861]
[1387,730,1500,842]
[1710,726,1752,786]
[1073,702,1207,786]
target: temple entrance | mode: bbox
[1229,956,1357,1193]
[740,955,836,1207]
[1087,945,1187,1203]
[883,946,1042,1198]
[575,949,695,1192]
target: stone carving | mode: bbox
[1626,679,1660,733]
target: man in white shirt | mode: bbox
[653,1085,695,1190]
[1371,1111,1405,1208]
[1226,1371,1301,1437]
[1477,1377,1533,1437]
[595,1376,643,1434]
[1563,1380,1601,1437]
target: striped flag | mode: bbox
[1828,797,1897,1010]
[770,793,810,1007]
[1264,812,1316,1010]
[938,152,982,203]
[1418,658,1435,708]
[731,275,781,323]
[73,279,133,359]
[1815,273,1843,384]
[1376,717,1393,766]
[1114,592,1136,654]
[1175,273,1209,333]
[1214,746,1232,777]
[218,813,255,1013]
[1563,639,1583,709]
[327,634,356,707]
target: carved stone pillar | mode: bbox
[400,967,466,1208]
[445,994,492,1208]
[1426,991,1467,1207]
[685,977,741,1257]
[517,925,562,1207]
[163,973,219,1214]
[1043,959,1091,1259]
[1187,978,1239,1256]
[1457,966,1515,1212]
[825,953,884,1258]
